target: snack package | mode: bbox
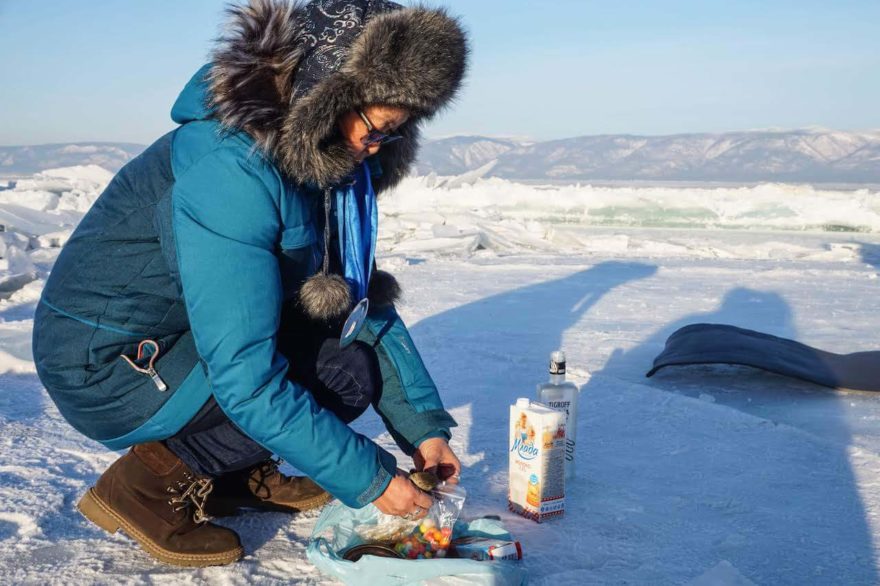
[453,536,523,561]
[355,512,420,545]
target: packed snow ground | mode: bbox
[1,167,880,584]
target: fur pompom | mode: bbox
[367,270,402,308]
[298,273,352,321]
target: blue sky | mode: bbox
[2,0,878,145]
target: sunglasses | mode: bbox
[358,110,404,147]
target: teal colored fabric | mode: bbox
[307,501,528,585]
[39,299,150,337]
[101,360,213,450]
[31,132,198,441]
[414,430,451,447]
[361,305,457,456]
[170,63,213,123]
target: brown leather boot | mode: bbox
[207,459,333,517]
[77,442,243,567]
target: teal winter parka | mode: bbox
[31,0,468,508]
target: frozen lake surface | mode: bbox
[1,167,879,584]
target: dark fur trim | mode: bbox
[299,273,352,321]
[278,5,468,189]
[208,0,308,160]
[210,0,468,191]
[367,269,402,307]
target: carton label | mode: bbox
[508,401,565,522]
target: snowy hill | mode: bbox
[0,143,145,177]
[412,136,522,176]
[415,129,880,184]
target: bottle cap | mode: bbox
[549,350,566,374]
[516,398,530,408]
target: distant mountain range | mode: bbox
[3,129,879,183]
[413,130,880,184]
[0,143,144,177]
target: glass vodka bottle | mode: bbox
[536,350,580,480]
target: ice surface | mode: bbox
[383,176,880,234]
[2,166,880,584]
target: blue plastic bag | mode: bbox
[307,501,528,585]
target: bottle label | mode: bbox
[546,400,574,463]
[547,400,570,417]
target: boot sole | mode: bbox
[78,487,243,567]
[208,491,334,518]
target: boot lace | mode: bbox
[167,473,214,524]
[250,457,284,498]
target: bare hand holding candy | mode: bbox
[373,470,433,519]
[413,437,461,485]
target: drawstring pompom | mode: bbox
[297,186,353,322]
[299,273,352,322]
[367,270,402,308]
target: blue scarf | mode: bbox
[335,162,378,302]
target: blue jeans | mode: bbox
[165,335,380,477]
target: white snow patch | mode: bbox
[0,512,41,540]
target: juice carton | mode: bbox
[508,398,565,522]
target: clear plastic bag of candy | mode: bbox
[392,483,467,559]
[354,482,467,559]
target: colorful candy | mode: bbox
[393,517,455,560]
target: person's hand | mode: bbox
[413,437,462,485]
[373,469,434,519]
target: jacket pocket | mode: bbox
[278,225,319,300]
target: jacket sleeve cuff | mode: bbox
[413,429,452,448]
[354,445,398,507]
[385,409,458,456]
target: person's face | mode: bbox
[337,104,409,163]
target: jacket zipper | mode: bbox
[119,339,168,392]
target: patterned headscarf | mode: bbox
[291,0,403,100]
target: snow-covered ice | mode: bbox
[1,167,880,584]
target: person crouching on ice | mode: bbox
[31,0,468,567]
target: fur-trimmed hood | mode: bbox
[207,0,468,192]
